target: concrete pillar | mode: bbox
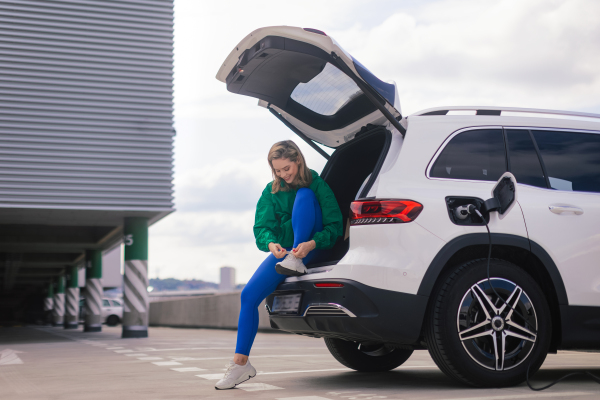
[52,276,65,327]
[84,250,103,332]
[44,282,54,325]
[64,266,80,329]
[122,217,149,338]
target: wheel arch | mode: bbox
[417,233,567,352]
[106,314,120,323]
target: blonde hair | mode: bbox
[268,140,312,193]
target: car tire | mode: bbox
[425,258,551,387]
[324,338,414,372]
[106,315,120,326]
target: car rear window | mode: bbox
[506,129,547,188]
[290,62,362,116]
[430,129,506,181]
[532,130,600,193]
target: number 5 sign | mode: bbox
[124,234,134,246]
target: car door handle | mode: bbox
[548,204,584,215]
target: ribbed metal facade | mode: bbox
[0,0,174,211]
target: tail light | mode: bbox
[314,283,344,288]
[350,200,423,225]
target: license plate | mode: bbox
[272,293,302,314]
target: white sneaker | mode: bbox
[215,360,256,390]
[275,253,307,276]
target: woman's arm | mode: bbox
[253,185,281,252]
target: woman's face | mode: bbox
[272,158,300,185]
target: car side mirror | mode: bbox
[484,172,518,219]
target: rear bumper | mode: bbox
[266,279,428,346]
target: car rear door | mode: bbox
[216,26,405,152]
[511,128,600,307]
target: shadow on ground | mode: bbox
[0,326,70,345]
[294,367,600,391]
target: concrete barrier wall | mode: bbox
[148,291,271,330]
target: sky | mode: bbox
[147,0,600,284]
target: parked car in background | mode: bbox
[102,298,123,326]
[78,297,123,326]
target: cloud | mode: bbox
[175,158,269,212]
[329,0,600,112]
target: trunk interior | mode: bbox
[307,126,392,268]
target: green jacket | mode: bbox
[254,170,343,252]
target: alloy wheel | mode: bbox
[457,277,538,371]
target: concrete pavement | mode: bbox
[1,326,599,400]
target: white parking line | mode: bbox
[169,354,330,361]
[142,347,326,352]
[196,374,223,380]
[152,361,182,366]
[437,392,592,400]
[170,367,206,372]
[278,397,333,400]
[0,349,24,365]
[197,368,349,380]
[259,368,349,375]
[106,347,124,350]
[138,357,163,361]
[114,350,133,353]
[125,353,148,357]
[237,383,283,392]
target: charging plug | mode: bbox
[454,204,477,220]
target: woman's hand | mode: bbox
[292,240,316,259]
[268,242,287,259]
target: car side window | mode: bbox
[102,299,111,307]
[111,300,121,306]
[532,130,600,193]
[506,129,547,188]
[430,129,506,182]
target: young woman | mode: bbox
[215,140,343,390]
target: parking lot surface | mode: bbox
[1,326,599,400]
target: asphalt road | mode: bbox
[1,325,599,400]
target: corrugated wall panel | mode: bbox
[0,0,174,211]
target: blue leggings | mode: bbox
[235,188,323,355]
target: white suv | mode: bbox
[217,26,600,387]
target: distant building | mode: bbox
[219,267,236,291]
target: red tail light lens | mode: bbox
[314,283,344,288]
[350,200,423,225]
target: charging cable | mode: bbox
[472,207,600,391]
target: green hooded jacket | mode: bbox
[254,169,343,252]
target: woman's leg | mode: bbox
[234,189,324,360]
[235,253,286,358]
[292,188,323,249]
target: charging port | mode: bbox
[445,196,489,226]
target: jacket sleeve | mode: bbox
[311,179,343,250]
[253,186,279,252]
